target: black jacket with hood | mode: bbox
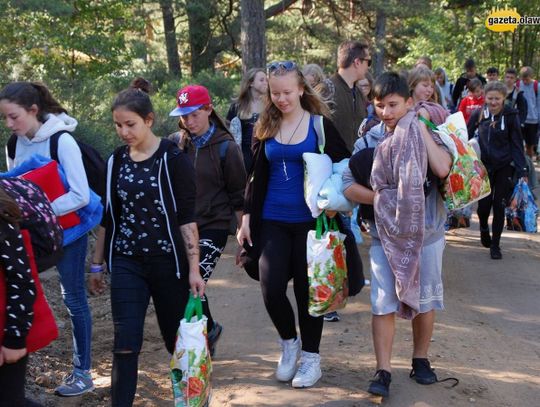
[183,125,246,232]
[102,139,196,278]
[467,106,528,177]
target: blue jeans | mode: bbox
[110,254,191,406]
[56,234,92,372]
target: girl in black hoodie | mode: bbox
[467,81,528,260]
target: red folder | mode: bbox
[21,161,80,229]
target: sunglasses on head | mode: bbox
[267,60,297,74]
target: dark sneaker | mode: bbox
[410,358,437,385]
[207,322,223,357]
[410,358,460,388]
[323,311,340,322]
[368,369,391,397]
[480,227,491,248]
[490,245,502,260]
[55,370,94,397]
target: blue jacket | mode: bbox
[1,154,103,246]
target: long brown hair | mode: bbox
[0,81,67,123]
[234,68,266,120]
[0,184,21,226]
[255,66,331,141]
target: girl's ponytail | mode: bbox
[30,82,67,121]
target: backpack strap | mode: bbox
[312,115,325,154]
[7,134,17,160]
[48,131,71,163]
[511,88,519,107]
[218,139,230,172]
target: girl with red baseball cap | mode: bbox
[169,84,247,357]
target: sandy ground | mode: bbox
[26,186,540,406]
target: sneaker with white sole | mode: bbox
[55,370,94,397]
[292,351,322,388]
[323,311,340,322]
[275,337,301,382]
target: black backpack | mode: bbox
[7,131,106,202]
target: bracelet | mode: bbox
[90,263,105,273]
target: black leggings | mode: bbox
[477,165,515,247]
[258,219,323,353]
[198,229,229,331]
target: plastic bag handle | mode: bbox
[184,294,203,321]
[329,217,339,231]
[418,115,438,131]
[316,213,330,239]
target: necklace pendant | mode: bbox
[282,159,289,181]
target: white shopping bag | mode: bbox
[171,295,212,407]
[307,214,348,317]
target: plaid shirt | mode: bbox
[191,122,216,149]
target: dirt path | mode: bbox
[28,192,540,406]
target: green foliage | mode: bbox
[1,0,540,175]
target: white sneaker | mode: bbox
[292,351,322,388]
[275,338,301,382]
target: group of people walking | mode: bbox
[0,37,535,406]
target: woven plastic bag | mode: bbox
[420,112,491,210]
[170,295,212,407]
[307,214,348,317]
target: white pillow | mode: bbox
[303,152,332,218]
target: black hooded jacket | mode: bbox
[102,139,196,278]
[467,106,528,177]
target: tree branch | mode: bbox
[265,0,298,19]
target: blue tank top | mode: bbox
[262,117,317,222]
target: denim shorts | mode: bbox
[369,237,445,315]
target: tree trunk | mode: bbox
[241,0,266,73]
[373,8,386,77]
[186,0,214,75]
[159,0,181,78]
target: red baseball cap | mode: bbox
[169,84,212,116]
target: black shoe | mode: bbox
[410,358,437,385]
[490,245,502,260]
[323,311,341,322]
[480,227,491,248]
[368,369,391,397]
[207,322,223,357]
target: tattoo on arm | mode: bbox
[180,223,200,265]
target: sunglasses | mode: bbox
[359,58,372,67]
[267,60,297,74]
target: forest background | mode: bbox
[0,0,539,168]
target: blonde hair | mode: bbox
[255,66,330,141]
[408,67,438,103]
[302,64,325,86]
[234,68,266,120]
